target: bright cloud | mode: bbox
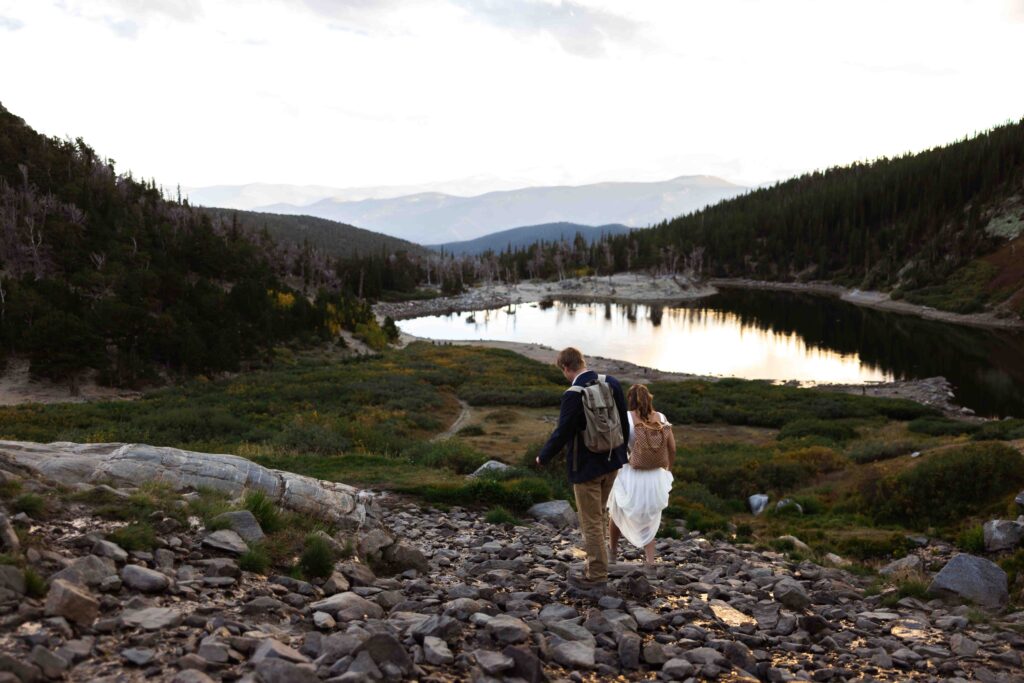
[0,0,1021,190]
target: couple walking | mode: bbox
[535,347,675,589]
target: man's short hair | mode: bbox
[556,347,585,372]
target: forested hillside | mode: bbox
[198,207,431,259]
[0,104,384,389]
[430,221,630,256]
[496,119,1024,315]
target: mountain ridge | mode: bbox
[254,175,748,244]
[429,221,632,255]
[197,207,430,259]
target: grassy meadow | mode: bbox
[3,341,1024,595]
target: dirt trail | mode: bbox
[431,399,473,442]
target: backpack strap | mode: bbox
[565,386,583,395]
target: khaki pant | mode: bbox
[573,470,617,581]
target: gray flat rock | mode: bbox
[202,529,248,555]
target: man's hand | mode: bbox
[535,456,542,466]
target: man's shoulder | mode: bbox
[601,373,623,389]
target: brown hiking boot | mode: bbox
[566,570,612,599]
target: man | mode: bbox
[536,347,629,588]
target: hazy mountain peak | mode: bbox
[190,175,748,244]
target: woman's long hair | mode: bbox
[627,384,657,424]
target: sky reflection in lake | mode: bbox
[400,300,892,384]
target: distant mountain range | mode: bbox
[430,222,631,255]
[198,208,430,259]
[187,175,747,245]
[257,175,746,244]
[183,175,536,211]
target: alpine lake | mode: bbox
[399,289,1024,418]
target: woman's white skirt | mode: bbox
[607,464,674,548]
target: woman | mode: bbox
[607,384,675,564]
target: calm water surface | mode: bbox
[400,290,1024,417]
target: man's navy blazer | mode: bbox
[537,369,629,484]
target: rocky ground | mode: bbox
[2,455,1024,683]
[374,274,713,322]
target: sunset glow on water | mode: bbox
[400,300,893,384]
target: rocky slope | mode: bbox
[1,444,1023,683]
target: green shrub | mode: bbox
[880,578,931,607]
[354,321,389,351]
[649,378,933,429]
[972,419,1024,442]
[778,419,857,442]
[670,482,732,514]
[675,443,844,502]
[902,260,997,314]
[108,522,156,552]
[678,506,729,533]
[860,442,1024,527]
[405,440,490,475]
[486,409,519,424]
[272,423,351,454]
[908,416,979,437]
[457,424,485,437]
[299,534,336,579]
[1000,549,1024,603]
[834,533,913,560]
[415,477,554,514]
[0,479,22,500]
[848,440,921,464]
[12,493,47,517]
[382,316,400,342]
[484,507,519,525]
[657,522,682,539]
[956,525,985,553]
[239,544,270,574]
[186,488,235,527]
[23,567,46,598]
[771,537,795,552]
[243,490,283,534]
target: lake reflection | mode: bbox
[400,299,892,384]
[400,290,1024,417]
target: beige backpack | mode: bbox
[630,418,671,470]
[565,374,624,457]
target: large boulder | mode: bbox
[983,519,1024,552]
[0,441,365,528]
[527,500,577,528]
[928,554,1009,608]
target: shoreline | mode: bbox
[375,273,714,321]
[376,274,1024,331]
[708,278,1024,331]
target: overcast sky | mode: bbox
[2,0,1023,192]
